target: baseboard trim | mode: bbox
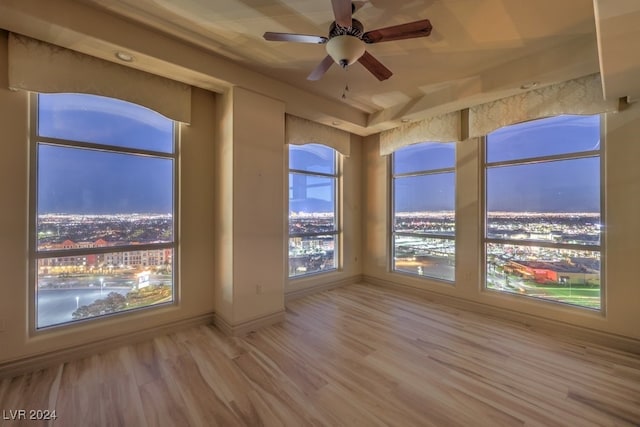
[362,275,640,355]
[214,310,286,337]
[0,313,215,379]
[285,274,363,302]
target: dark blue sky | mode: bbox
[38,95,600,215]
[37,94,174,214]
[38,145,173,214]
[394,115,601,213]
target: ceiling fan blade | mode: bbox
[308,55,335,81]
[352,1,366,13]
[331,0,352,27]
[363,19,433,43]
[263,32,328,44]
[358,51,392,81]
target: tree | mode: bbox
[72,292,126,319]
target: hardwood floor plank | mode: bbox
[54,380,104,426]
[139,377,191,427]
[152,332,189,363]
[567,388,640,425]
[99,376,148,427]
[232,351,327,426]
[57,355,100,390]
[164,353,245,426]
[243,330,329,394]
[128,340,164,387]
[184,336,263,424]
[392,383,522,427]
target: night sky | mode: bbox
[37,94,174,214]
[394,115,601,213]
[38,144,173,214]
[37,95,601,215]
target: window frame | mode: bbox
[288,144,340,278]
[481,115,605,312]
[28,93,179,332]
[390,141,456,282]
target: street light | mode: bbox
[75,296,79,309]
[100,277,104,297]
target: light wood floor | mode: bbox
[1,284,639,426]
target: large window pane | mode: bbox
[486,243,600,309]
[37,144,173,225]
[38,93,174,153]
[486,157,600,245]
[37,249,173,328]
[394,173,455,217]
[289,173,336,215]
[487,115,600,163]
[393,236,455,281]
[393,142,455,174]
[289,236,336,277]
[289,144,336,174]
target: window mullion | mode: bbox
[36,138,175,159]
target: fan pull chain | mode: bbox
[342,84,350,99]
[341,68,350,100]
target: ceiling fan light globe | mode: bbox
[326,35,365,67]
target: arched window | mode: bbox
[32,93,177,328]
[288,144,339,277]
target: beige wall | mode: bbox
[603,103,640,337]
[215,86,286,327]
[0,34,217,364]
[363,105,640,342]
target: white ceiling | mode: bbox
[2,0,639,134]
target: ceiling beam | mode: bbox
[367,34,600,132]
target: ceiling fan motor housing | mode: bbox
[327,19,366,67]
[329,19,365,38]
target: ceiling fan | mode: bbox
[263,0,432,81]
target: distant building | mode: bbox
[505,258,599,285]
[38,238,171,274]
